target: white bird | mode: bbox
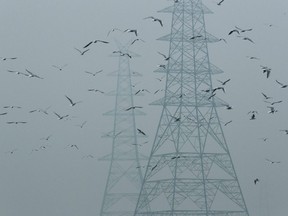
[65,95,82,106]
[144,16,163,27]
[276,80,287,88]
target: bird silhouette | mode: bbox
[83,40,109,49]
[217,0,225,5]
[53,112,69,120]
[276,80,287,88]
[228,29,240,35]
[137,128,146,136]
[254,178,260,185]
[74,47,90,55]
[65,95,82,106]
[1,57,17,61]
[25,69,44,79]
[217,78,231,85]
[261,92,272,100]
[157,52,170,61]
[85,70,103,76]
[265,158,281,164]
[123,29,138,36]
[52,64,67,71]
[126,106,143,111]
[144,16,163,27]
[261,66,271,78]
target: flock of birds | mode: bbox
[1,0,287,196]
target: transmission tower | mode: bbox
[99,42,148,216]
[134,1,250,216]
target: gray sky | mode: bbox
[1,0,288,216]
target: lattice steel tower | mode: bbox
[134,1,249,216]
[99,42,148,216]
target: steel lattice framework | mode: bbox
[99,42,148,216]
[134,1,249,216]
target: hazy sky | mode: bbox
[1,0,288,216]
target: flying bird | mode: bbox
[235,26,253,32]
[7,70,28,77]
[67,144,79,150]
[157,64,166,69]
[157,52,170,61]
[107,28,122,37]
[254,178,260,185]
[88,89,105,94]
[144,16,163,27]
[0,112,8,116]
[261,92,272,100]
[217,78,231,85]
[241,37,255,43]
[25,69,44,79]
[83,40,109,49]
[123,29,138,36]
[137,128,146,136]
[53,112,69,120]
[267,106,277,114]
[190,35,203,40]
[131,38,145,45]
[275,80,287,88]
[261,66,271,78]
[228,29,240,35]
[65,95,82,106]
[52,64,68,71]
[76,121,87,128]
[217,0,225,6]
[126,106,143,111]
[74,47,90,55]
[1,57,17,61]
[112,51,132,58]
[40,135,52,141]
[3,105,21,109]
[246,56,259,60]
[85,70,103,76]
[280,129,288,135]
[6,121,27,124]
[265,158,281,164]
[224,120,232,126]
